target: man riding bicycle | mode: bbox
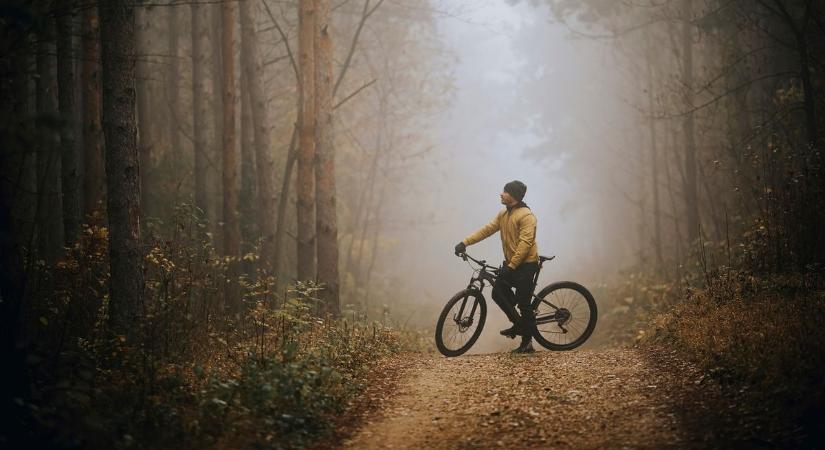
[454,180,539,354]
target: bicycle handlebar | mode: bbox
[456,251,499,271]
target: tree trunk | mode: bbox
[100,0,144,337]
[211,4,224,242]
[646,32,663,273]
[796,35,818,151]
[82,6,105,219]
[36,19,64,264]
[680,0,700,245]
[240,65,257,253]
[167,3,181,161]
[190,1,211,225]
[135,6,153,218]
[221,0,241,310]
[297,0,317,281]
[273,125,298,279]
[239,0,278,272]
[314,0,339,315]
[56,0,80,245]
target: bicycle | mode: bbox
[435,252,598,357]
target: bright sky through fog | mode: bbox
[386,0,609,327]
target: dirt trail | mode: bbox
[331,348,781,450]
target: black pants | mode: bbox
[492,262,538,323]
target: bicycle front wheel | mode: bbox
[530,282,597,351]
[435,289,486,357]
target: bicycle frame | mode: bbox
[459,252,567,328]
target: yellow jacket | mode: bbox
[462,204,539,269]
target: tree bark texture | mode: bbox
[314,0,339,315]
[82,6,105,218]
[36,19,64,263]
[221,0,241,309]
[680,0,700,245]
[297,0,317,281]
[646,33,663,272]
[167,4,182,162]
[211,4,224,239]
[190,2,211,225]
[240,63,257,252]
[135,6,153,217]
[100,0,144,336]
[239,0,277,272]
[273,126,298,279]
[56,0,81,246]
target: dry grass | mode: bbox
[642,271,825,441]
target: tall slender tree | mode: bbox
[680,0,700,245]
[646,30,663,272]
[56,0,80,245]
[221,0,241,309]
[167,3,181,159]
[82,5,105,218]
[135,6,153,217]
[190,1,211,225]
[36,17,63,263]
[314,0,339,315]
[239,0,277,272]
[297,0,317,281]
[100,0,144,336]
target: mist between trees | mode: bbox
[0,0,824,448]
[0,0,446,447]
[1,0,450,325]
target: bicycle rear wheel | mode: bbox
[435,289,486,357]
[530,281,597,351]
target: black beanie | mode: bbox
[504,180,527,201]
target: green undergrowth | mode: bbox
[18,205,428,450]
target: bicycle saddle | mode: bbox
[539,255,555,262]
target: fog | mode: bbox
[376,1,638,344]
[9,0,810,353]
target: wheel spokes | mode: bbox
[535,288,592,345]
[440,296,481,351]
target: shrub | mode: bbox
[19,205,419,450]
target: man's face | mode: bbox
[500,191,517,206]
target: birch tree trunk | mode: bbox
[100,0,144,336]
[82,6,105,218]
[297,0,317,281]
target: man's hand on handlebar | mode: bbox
[454,241,466,256]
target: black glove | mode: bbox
[499,264,514,280]
[454,241,466,256]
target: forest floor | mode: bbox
[316,346,803,450]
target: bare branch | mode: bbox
[261,0,299,84]
[332,0,386,98]
[333,78,377,110]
